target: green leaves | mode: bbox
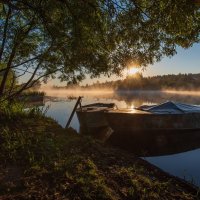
[0,0,200,94]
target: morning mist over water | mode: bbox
[41,86,200,106]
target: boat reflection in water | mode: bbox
[79,125,200,157]
[106,130,200,157]
[77,101,200,157]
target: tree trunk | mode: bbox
[0,45,16,97]
[0,6,11,61]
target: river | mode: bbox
[42,90,200,186]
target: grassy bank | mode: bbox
[18,91,45,102]
[0,103,199,199]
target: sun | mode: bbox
[128,67,139,75]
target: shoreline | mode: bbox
[0,113,199,199]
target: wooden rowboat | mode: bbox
[76,101,200,135]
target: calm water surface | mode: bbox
[43,90,200,186]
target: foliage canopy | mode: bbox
[0,0,200,99]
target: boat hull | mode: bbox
[77,110,200,134]
[105,112,200,133]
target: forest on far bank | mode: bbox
[74,73,200,91]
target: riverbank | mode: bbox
[19,91,45,102]
[0,111,199,199]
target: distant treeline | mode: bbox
[81,73,200,91]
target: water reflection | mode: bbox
[107,130,200,157]
[115,90,200,106]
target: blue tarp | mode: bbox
[137,101,200,114]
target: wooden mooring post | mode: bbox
[65,96,82,129]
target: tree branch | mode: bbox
[14,67,41,76]
[130,0,151,20]
[0,55,40,74]
[7,66,64,100]
[11,61,42,96]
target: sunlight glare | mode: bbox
[128,67,139,75]
[130,102,135,109]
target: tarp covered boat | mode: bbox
[137,101,200,114]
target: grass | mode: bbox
[21,91,45,97]
[0,99,46,120]
[0,101,199,199]
[18,91,45,103]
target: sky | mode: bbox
[142,43,200,77]
[79,43,200,85]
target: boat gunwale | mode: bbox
[76,108,200,115]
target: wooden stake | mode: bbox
[65,96,82,129]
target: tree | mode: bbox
[0,0,200,100]
[0,62,17,94]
